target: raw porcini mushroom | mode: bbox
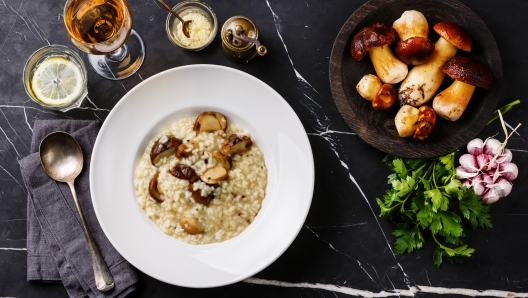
[169,164,199,182]
[432,56,492,121]
[413,106,436,141]
[392,10,435,65]
[193,112,228,132]
[200,165,228,185]
[222,134,253,156]
[212,150,232,170]
[394,105,420,137]
[394,105,436,140]
[179,213,204,234]
[148,172,163,202]
[150,136,182,165]
[398,22,472,107]
[356,74,382,101]
[372,84,396,110]
[188,184,214,205]
[350,23,408,84]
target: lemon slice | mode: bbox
[31,57,84,106]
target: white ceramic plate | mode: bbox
[90,65,314,288]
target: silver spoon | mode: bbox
[156,0,192,38]
[39,132,114,292]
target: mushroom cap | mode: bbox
[350,23,397,61]
[433,22,472,52]
[442,56,492,89]
[395,37,435,65]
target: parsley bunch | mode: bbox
[376,152,492,267]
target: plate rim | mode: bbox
[90,64,315,287]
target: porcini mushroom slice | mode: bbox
[350,23,408,84]
[200,165,228,185]
[395,105,420,137]
[398,22,472,107]
[179,213,204,234]
[150,136,182,165]
[433,56,492,121]
[148,172,163,202]
[212,150,232,170]
[169,164,199,182]
[372,84,396,110]
[188,184,214,205]
[175,144,191,159]
[222,134,253,156]
[193,112,228,132]
[175,142,196,159]
[356,74,383,101]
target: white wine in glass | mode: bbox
[64,0,145,80]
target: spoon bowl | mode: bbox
[39,131,114,292]
[40,132,83,182]
[157,0,192,38]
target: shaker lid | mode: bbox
[221,15,259,52]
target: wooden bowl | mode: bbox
[329,0,502,158]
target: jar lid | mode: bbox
[221,15,259,53]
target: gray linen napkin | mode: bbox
[19,120,138,298]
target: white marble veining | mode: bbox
[245,278,528,297]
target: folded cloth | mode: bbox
[19,120,138,298]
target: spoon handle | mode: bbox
[156,0,184,23]
[67,181,115,292]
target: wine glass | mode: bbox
[63,0,145,80]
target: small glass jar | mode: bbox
[23,45,88,112]
[165,0,217,51]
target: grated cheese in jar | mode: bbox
[176,12,213,47]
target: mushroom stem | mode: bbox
[398,37,458,106]
[368,45,408,84]
[432,80,476,121]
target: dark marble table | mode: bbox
[1,0,527,297]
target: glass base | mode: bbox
[88,29,145,80]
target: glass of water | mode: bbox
[23,44,88,112]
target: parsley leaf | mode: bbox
[458,187,493,229]
[376,152,492,267]
[392,224,424,254]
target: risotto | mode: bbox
[133,113,267,244]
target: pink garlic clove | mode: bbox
[498,162,518,181]
[490,177,513,198]
[476,154,491,170]
[455,166,479,180]
[459,154,479,173]
[467,138,484,156]
[483,138,502,156]
[496,149,513,164]
[481,188,500,204]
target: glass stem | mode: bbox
[106,44,128,62]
